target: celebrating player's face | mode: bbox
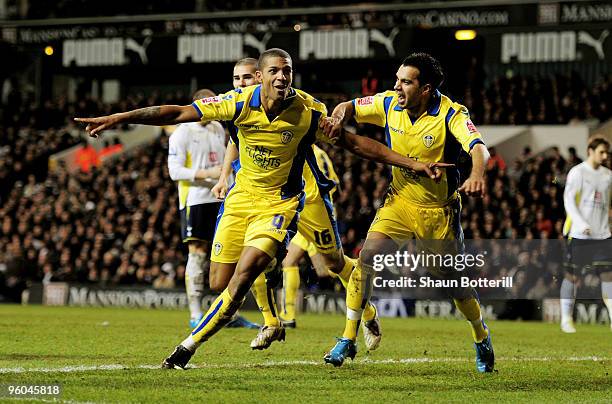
[258,56,293,101]
[233,64,258,88]
[394,65,429,110]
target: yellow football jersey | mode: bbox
[353,90,484,206]
[303,144,339,203]
[192,85,332,199]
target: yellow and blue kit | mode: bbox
[353,90,485,241]
[291,144,341,256]
[192,85,333,262]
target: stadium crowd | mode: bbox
[0,72,610,302]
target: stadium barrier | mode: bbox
[23,283,610,325]
[481,125,590,162]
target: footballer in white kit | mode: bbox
[168,89,226,327]
[561,135,612,333]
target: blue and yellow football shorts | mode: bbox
[368,191,467,295]
[290,193,341,256]
[369,190,462,242]
[211,184,302,264]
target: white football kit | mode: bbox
[563,161,612,240]
[168,121,227,209]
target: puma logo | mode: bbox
[125,37,152,64]
[243,33,272,54]
[370,28,399,57]
[577,30,609,60]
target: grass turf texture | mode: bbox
[0,305,610,403]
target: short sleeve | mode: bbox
[447,104,485,153]
[192,91,237,122]
[353,91,392,127]
[313,104,337,144]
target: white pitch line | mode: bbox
[0,356,609,374]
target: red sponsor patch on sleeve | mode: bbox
[356,96,374,106]
[199,96,222,104]
[466,119,478,134]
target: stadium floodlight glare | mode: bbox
[44,46,54,56]
[294,24,302,32]
[455,30,477,41]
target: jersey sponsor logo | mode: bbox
[245,145,281,169]
[237,123,262,130]
[280,131,294,144]
[356,96,374,106]
[213,242,223,255]
[199,96,222,104]
[399,155,421,181]
[389,126,405,135]
[594,191,602,204]
[466,119,478,134]
[422,134,435,148]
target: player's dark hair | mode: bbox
[235,57,257,68]
[257,48,292,70]
[587,135,610,151]
[401,52,444,90]
[192,88,216,102]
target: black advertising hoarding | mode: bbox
[2,1,610,68]
[485,28,612,65]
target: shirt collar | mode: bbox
[249,85,262,108]
[249,84,297,108]
[426,89,442,116]
[249,85,296,111]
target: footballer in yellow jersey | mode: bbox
[75,48,446,370]
[219,60,381,343]
[322,52,495,373]
[281,144,383,338]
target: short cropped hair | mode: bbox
[234,57,257,68]
[192,88,216,102]
[587,135,610,152]
[257,48,292,70]
[401,52,444,90]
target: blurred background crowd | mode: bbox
[1,67,609,302]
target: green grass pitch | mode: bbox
[0,305,610,403]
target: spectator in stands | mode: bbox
[361,69,379,96]
[98,138,124,162]
[486,147,506,172]
[75,139,100,173]
[567,146,583,168]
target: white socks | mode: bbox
[602,281,612,326]
[560,279,576,323]
[186,252,207,321]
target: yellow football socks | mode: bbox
[454,297,489,342]
[188,288,244,347]
[333,256,377,323]
[282,265,300,320]
[252,272,280,327]
[342,259,374,341]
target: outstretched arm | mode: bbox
[75,105,200,138]
[333,128,452,180]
